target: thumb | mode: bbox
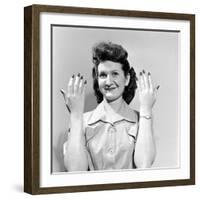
[155,85,160,90]
[154,85,160,96]
[60,89,66,102]
[60,89,71,113]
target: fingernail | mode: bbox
[84,80,87,84]
[148,72,151,76]
[60,89,64,94]
[80,76,83,79]
[135,77,138,81]
[156,85,160,90]
[142,70,145,73]
[139,72,142,76]
[72,74,75,78]
[77,73,80,77]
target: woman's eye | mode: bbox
[112,72,119,76]
[99,73,107,78]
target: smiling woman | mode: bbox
[97,61,129,103]
[60,41,158,171]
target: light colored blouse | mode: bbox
[63,99,139,171]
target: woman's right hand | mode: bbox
[60,73,87,117]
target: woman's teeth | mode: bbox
[105,87,115,91]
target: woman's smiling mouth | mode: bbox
[104,87,117,91]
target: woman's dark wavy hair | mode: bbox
[92,41,137,104]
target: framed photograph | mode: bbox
[24,4,195,194]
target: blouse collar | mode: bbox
[87,99,138,125]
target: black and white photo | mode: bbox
[53,27,177,173]
[24,5,195,194]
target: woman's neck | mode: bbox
[104,97,124,113]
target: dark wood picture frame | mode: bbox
[24,4,195,194]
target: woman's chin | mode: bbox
[104,94,114,99]
[104,95,120,103]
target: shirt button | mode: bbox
[109,147,114,153]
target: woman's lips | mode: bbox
[104,87,116,91]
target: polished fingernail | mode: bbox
[72,74,75,78]
[60,89,64,94]
[148,72,151,76]
[80,76,83,79]
[77,73,80,77]
[142,70,145,73]
[156,85,160,90]
[139,72,142,76]
[84,80,87,84]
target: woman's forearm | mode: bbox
[64,115,89,171]
[134,107,156,168]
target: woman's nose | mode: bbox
[105,75,113,85]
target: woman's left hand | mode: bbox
[137,70,159,111]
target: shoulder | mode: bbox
[83,109,98,126]
[130,108,139,123]
[133,109,139,121]
[83,110,94,122]
[128,106,139,115]
[123,103,139,123]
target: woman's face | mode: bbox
[97,61,130,103]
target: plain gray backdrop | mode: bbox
[52,25,179,172]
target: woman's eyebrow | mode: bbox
[112,69,119,71]
[111,70,120,73]
[98,70,107,74]
[98,69,120,73]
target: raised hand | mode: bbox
[60,73,87,117]
[137,70,159,111]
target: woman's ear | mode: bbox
[125,73,130,86]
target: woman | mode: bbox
[61,42,158,171]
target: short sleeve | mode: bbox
[126,123,138,141]
[131,110,139,140]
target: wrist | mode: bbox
[69,114,84,138]
[140,106,152,116]
[70,112,83,121]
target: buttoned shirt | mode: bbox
[63,99,139,171]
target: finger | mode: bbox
[148,72,153,92]
[74,73,81,94]
[68,75,75,96]
[136,76,141,92]
[142,70,149,90]
[60,89,66,101]
[153,85,160,98]
[79,76,84,94]
[139,71,145,90]
[82,79,87,95]
[60,89,71,113]
[154,85,160,91]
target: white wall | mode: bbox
[0,0,199,199]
